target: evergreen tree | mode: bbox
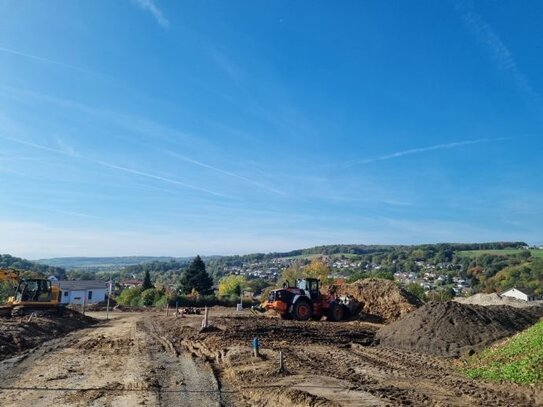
[142,269,154,290]
[179,255,213,295]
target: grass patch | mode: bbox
[461,320,543,384]
[458,249,543,258]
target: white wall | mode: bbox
[502,288,529,301]
[60,288,107,304]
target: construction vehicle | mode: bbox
[265,278,359,321]
[0,268,62,316]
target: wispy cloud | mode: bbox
[165,151,288,196]
[455,1,543,118]
[0,45,98,76]
[345,138,504,166]
[131,0,170,28]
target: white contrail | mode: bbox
[0,135,233,199]
[131,0,170,28]
[346,138,503,166]
[454,1,543,118]
[96,161,233,199]
[0,46,97,75]
[0,135,66,155]
[166,151,287,196]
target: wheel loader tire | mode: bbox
[293,300,312,321]
[327,302,344,322]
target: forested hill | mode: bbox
[0,254,66,277]
[35,242,528,271]
[212,242,528,262]
[35,256,183,270]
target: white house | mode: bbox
[53,280,109,305]
[501,287,537,302]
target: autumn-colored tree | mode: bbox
[279,258,331,287]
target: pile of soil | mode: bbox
[375,301,543,357]
[454,293,542,308]
[328,278,422,322]
[0,309,95,360]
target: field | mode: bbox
[1,307,542,406]
[458,249,543,258]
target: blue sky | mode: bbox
[0,0,541,258]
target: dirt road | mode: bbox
[0,313,223,407]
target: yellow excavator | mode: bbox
[0,268,62,316]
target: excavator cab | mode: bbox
[1,268,62,316]
[15,279,53,302]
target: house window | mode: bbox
[63,291,68,297]
[88,291,93,300]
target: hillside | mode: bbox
[0,254,65,276]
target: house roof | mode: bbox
[52,280,108,290]
[503,287,536,296]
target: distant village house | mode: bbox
[501,287,537,302]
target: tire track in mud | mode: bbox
[350,346,536,406]
[140,317,222,407]
[149,313,542,407]
[284,344,537,407]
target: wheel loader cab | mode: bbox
[296,278,321,299]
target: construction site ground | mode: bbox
[0,308,542,407]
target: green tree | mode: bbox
[406,283,426,300]
[218,275,247,297]
[179,255,213,295]
[116,286,144,306]
[141,288,160,306]
[142,270,154,290]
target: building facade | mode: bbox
[52,280,109,305]
[501,287,536,302]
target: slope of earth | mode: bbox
[376,301,543,357]
[155,309,542,406]
[328,278,422,322]
[0,313,228,407]
[0,309,95,360]
[461,320,543,385]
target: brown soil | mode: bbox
[0,309,95,360]
[375,301,543,357]
[328,278,422,322]
[1,308,542,406]
[155,309,542,406]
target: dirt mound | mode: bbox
[455,293,543,308]
[328,278,422,322]
[0,309,96,360]
[375,301,543,357]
